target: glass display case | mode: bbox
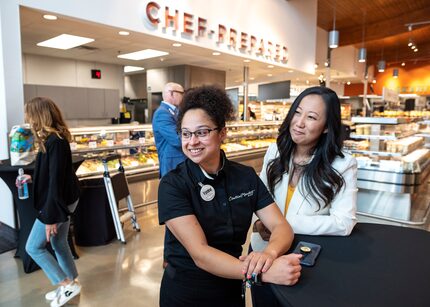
[344,117,430,227]
[70,121,282,179]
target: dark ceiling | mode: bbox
[317,0,430,68]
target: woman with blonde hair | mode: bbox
[25,97,81,307]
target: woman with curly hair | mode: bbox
[250,86,358,306]
[158,85,302,306]
[25,97,81,307]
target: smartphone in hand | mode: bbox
[292,241,321,267]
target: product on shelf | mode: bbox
[385,136,424,154]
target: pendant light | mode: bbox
[377,47,385,72]
[377,60,386,72]
[392,47,399,78]
[328,1,339,48]
[358,12,366,62]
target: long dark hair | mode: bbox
[267,86,345,209]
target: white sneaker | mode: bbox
[50,281,81,307]
[45,287,61,300]
[46,279,80,300]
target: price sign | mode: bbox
[70,142,77,151]
[138,137,146,144]
[89,141,97,149]
[122,139,130,145]
[107,140,114,147]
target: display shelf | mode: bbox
[351,117,419,125]
[71,140,155,154]
[349,131,416,141]
[71,121,281,178]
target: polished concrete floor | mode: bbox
[0,204,253,307]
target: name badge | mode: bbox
[200,184,215,202]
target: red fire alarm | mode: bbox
[91,69,101,79]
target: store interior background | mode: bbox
[1,0,430,305]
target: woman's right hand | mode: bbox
[262,254,302,285]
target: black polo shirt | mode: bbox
[158,151,274,280]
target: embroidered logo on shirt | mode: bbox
[229,190,255,201]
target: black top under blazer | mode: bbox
[33,134,80,224]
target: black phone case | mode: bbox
[292,241,321,267]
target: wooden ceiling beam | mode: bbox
[338,7,430,46]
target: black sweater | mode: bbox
[33,134,80,224]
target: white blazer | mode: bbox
[251,143,358,251]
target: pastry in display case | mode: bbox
[70,122,282,178]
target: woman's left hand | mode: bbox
[45,224,57,242]
[239,251,276,278]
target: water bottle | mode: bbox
[16,168,30,200]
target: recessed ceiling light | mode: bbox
[119,31,130,36]
[401,62,406,66]
[288,70,293,73]
[249,77,255,80]
[414,48,418,52]
[118,49,169,60]
[372,80,377,83]
[314,63,319,68]
[212,52,221,56]
[43,14,57,20]
[243,59,251,63]
[37,34,94,50]
[172,43,182,47]
[411,45,416,49]
[347,81,351,85]
[124,66,145,73]
[267,65,274,68]
[267,74,273,77]
[160,58,165,62]
[306,80,310,84]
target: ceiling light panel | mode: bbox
[118,49,169,60]
[124,66,145,73]
[37,34,94,50]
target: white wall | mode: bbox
[332,46,365,80]
[23,54,125,97]
[124,73,147,99]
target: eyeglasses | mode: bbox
[180,128,219,140]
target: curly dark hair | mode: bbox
[177,85,236,130]
[267,86,345,209]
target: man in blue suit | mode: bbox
[152,82,187,177]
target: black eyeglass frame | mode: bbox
[179,127,220,139]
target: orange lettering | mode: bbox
[258,39,265,55]
[165,6,179,30]
[230,28,237,48]
[275,44,281,60]
[282,46,288,62]
[146,2,160,25]
[197,17,207,36]
[240,32,248,50]
[250,36,257,51]
[183,12,194,35]
[218,24,226,44]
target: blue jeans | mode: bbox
[26,217,78,285]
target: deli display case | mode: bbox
[70,121,281,209]
[344,116,430,227]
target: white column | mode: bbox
[0,1,24,228]
[243,66,249,121]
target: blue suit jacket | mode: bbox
[152,102,186,177]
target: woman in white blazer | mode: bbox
[250,86,358,307]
